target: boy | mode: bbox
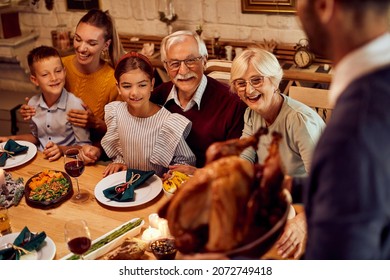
[0,46,91,161]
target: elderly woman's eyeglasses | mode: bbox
[164,56,203,71]
[233,76,265,91]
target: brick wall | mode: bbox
[17,0,306,48]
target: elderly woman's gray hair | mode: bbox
[160,30,208,63]
[230,48,283,92]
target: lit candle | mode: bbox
[163,0,167,14]
[165,0,172,16]
[148,213,160,229]
[141,227,162,250]
[158,219,170,238]
[170,1,175,16]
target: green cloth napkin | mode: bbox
[103,169,155,202]
[0,226,46,260]
[0,139,29,167]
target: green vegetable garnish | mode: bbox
[66,218,143,260]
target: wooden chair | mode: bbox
[288,86,333,123]
[205,59,232,74]
[206,59,232,86]
[207,71,231,86]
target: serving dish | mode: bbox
[226,190,291,259]
[162,171,190,198]
[24,170,73,209]
[61,218,145,260]
[150,238,177,260]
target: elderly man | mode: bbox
[150,31,247,169]
[295,0,390,259]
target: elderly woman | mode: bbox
[230,48,325,259]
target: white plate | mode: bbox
[0,232,56,260]
[61,218,144,260]
[1,141,37,169]
[94,171,162,208]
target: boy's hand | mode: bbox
[43,141,62,161]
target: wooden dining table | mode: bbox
[6,151,168,260]
[5,150,287,260]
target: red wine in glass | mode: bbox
[65,161,85,177]
[64,219,92,260]
[68,237,92,255]
[64,148,89,202]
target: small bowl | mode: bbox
[162,172,191,198]
[162,186,175,198]
[150,238,177,260]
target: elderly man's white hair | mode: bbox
[160,30,208,63]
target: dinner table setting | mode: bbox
[0,137,290,260]
[0,139,170,260]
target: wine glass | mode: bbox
[64,219,92,260]
[64,148,89,202]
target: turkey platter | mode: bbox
[158,128,290,257]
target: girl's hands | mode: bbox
[103,163,127,177]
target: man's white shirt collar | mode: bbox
[330,33,390,105]
[165,74,208,112]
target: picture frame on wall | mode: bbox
[241,0,296,14]
[66,0,100,11]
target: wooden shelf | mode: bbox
[119,33,332,65]
[119,33,332,91]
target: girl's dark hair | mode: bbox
[27,45,62,75]
[114,52,154,83]
[78,9,125,66]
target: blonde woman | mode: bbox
[230,48,325,259]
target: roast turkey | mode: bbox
[158,128,288,254]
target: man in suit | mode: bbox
[296,0,390,259]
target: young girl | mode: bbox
[101,52,196,177]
